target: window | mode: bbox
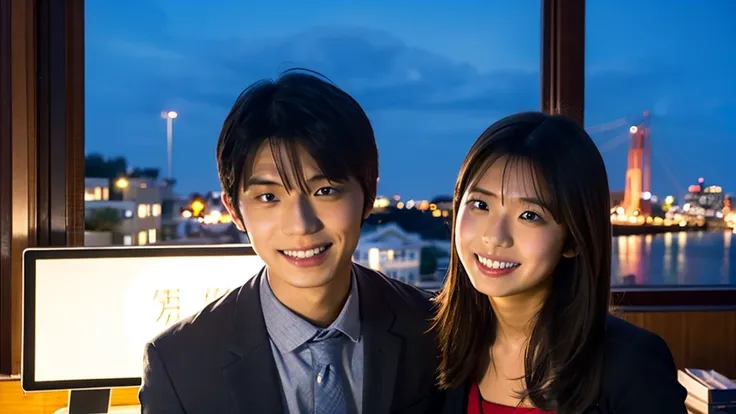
[138,231,148,246]
[586,1,736,287]
[84,184,109,201]
[137,204,147,219]
[84,2,541,249]
[6,0,734,381]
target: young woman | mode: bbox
[433,112,687,414]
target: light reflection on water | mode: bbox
[612,230,734,286]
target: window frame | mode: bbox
[0,0,11,377]
[0,0,84,374]
[1,0,734,376]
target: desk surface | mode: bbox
[0,380,140,414]
[53,406,141,414]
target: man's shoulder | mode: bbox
[149,286,243,353]
[354,263,436,312]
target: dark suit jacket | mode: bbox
[440,315,688,414]
[139,263,443,414]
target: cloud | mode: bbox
[86,17,734,198]
[584,61,736,195]
[86,24,542,196]
[90,25,540,111]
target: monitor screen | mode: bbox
[22,245,264,392]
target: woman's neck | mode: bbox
[489,285,549,346]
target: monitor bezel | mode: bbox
[21,244,257,392]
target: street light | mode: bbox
[161,110,178,180]
[115,178,129,189]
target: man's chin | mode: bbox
[269,264,335,288]
[268,254,353,289]
[280,275,337,290]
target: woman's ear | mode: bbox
[561,236,580,259]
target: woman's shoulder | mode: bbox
[603,313,659,345]
[599,314,688,412]
[602,313,676,379]
[602,313,673,363]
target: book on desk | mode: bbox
[678,368,736,414]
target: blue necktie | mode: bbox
[309,330,347,414]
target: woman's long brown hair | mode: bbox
[432,112,612,413]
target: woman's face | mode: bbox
[454,156,574,300]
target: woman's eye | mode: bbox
[469,199,488,210]
[520,211,542,221]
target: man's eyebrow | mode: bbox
[244,177,281,187]
[244,173,330,188]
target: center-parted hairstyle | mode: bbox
[216,68,378,222]
[433,112,612,413]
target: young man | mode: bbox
[139,70,443,414]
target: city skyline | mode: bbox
[85,1,736,199]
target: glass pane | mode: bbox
[85,1,540,285]
[586,1,736,286]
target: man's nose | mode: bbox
[281,194,322,236]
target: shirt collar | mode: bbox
[259,267,361,353]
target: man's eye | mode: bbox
[256,193,278,202]
[315,187,340,196]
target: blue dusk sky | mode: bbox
[85,1,736,200]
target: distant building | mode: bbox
[682,178,725,218]
[372,194,401,212]
[84,177,111,202]
[353,223,432,284]
[430,195,452,211]
[84,176,166,246]
[610,190,625,207]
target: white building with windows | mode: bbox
[353,223,431,284]
[84,177,164,246]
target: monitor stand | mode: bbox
[65,389,111,414]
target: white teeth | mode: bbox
[283,245,328,258]
[476,255,519,269]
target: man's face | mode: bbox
[223,141,368,290]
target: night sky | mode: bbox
[85,1,736,200]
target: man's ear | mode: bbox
[363,205,373,221]
[221,192,246,232]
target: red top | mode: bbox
[467,383,556,414]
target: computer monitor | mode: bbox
[21,244,264,413]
